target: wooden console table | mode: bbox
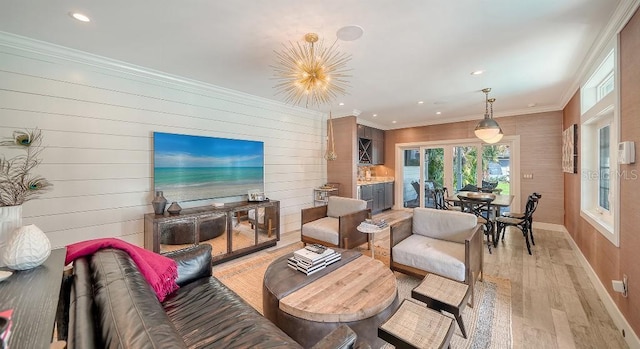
[144,200,280,264]
[0,248,66,349]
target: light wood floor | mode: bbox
[375,209,629,349]
[215,209,629,349]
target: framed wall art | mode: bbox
[562,124,578,173]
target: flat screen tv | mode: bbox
[153,132,264,202]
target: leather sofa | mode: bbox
[61,244,360,349]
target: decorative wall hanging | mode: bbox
[562,124,578,173]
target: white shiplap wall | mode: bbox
[0,32,327,249]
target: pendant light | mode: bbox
[483,98,503,144]
[324,111,337,161]
[474,88,501,141]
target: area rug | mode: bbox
[213,242,512,349]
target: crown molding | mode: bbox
[0,31,324,119]
[385,104,563,130]
[559,0,640,109]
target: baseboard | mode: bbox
[564,229,640,349]
[532,222,566,232]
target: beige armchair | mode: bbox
[301,196,370,249]
[390,207,483,306]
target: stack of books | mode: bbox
[358,218,388,230]
[288,245,341,275]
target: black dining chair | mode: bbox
[432,188,447,210]
[433,187,461,211]
[501,192,542,245]
[480,180,497,191]
[457,195,495,253]
[459,184,479,192]
[495,195,539,255]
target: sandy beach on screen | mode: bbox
[159,182,262,202]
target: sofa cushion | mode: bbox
[68,257,98,349]
[163,277,302,348]
[91,249,186,349]
[412,207,477,243]
[301,217,339,245]
[392,234,466,281]
[326,196,367,218]
[163,244,212,287]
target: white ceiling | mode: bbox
[0,0,625,129]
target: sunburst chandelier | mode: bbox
[272,33,351,107]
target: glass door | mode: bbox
[424,148,444,207]
[452,145,479,191]
[481,144,510,195]
[402,149,420,208]
[397,137,519,213]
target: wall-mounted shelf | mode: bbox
[314,187,339,206]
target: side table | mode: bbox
[378,299,455,348]
[412,273,472,339]
[0,248,67,349]
[356,223,388,259]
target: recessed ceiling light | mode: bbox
[338,102,344,106]
[373,114,377,117]
[336,25,364,41]
[436,111,442,115]
[70,12,90,22]
[471,70,484,75]
[418,101,424,104]
[392,121,397,124]
[528,103,537,107]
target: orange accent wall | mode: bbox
[384,111,564,225]
[563,7,640,337]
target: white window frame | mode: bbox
[580,43,620,247]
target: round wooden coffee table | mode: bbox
[263,250,398,348]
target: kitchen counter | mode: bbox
[357,177,394,186]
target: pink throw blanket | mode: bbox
[65,238,178,302]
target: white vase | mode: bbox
[0,205,22,267]
[3,224,51,270]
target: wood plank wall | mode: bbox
[383,111,564,225]
[0,33,327,248]
[564,7,640,338]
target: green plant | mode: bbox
[0,129,52,206]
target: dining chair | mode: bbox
[480,180,498,193]
[432,188,446,209]
[457,195,495,253]
[459,184,479,192]
[434,187,461,211]
[495,195,539,255]
[500,192,542,245]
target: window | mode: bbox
[598,125,610,211]
[580,44,619,246]
[597,72,614,100]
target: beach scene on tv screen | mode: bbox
[153,132,264,202]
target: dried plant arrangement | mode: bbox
[0,129,52,206]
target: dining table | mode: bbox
[445,191,514,248]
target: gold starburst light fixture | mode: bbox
[273,32,351,107]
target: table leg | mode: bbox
[370,233,375,259]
